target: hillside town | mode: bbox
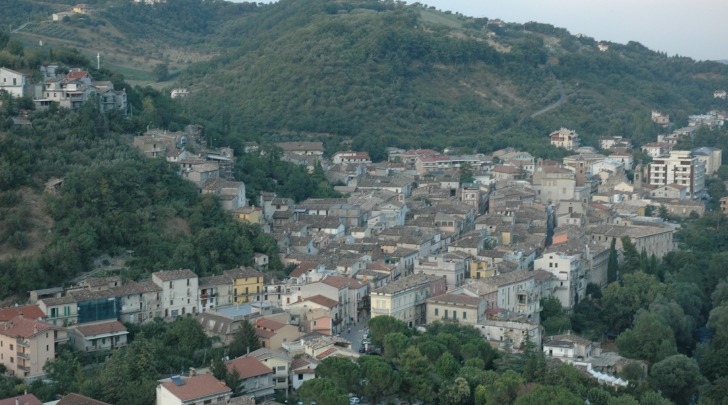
[1,58,726,402]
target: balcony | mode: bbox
[17,365,30,373]
[16,339,29,347]
[17,351,30,360]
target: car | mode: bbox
[350,397,360,405]
[359,346,366,353]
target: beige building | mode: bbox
[0,317,67,378]
[549,128,580,151]
[254,317,302,350]
[68,320,128,352]
[370,273,447,327]
[589,224,674,259]
[425,293,485,325]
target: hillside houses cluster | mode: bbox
[1,112,725,400]
[0,65,127,113]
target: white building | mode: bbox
[0,67,29,98]
[152,269,199,318]
[534,252,585,309]
[646,150,706,199]
[549,128,580,151]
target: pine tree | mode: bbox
[607,238,619,283]
[211,356,228,381]
[228,320,260,358]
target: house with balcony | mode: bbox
[246,348,292,392]
[225,267,265,304]
[67,320,128,352]
[152,269,199,318]
[0,316,67,378]
[457,269,542,322]
[198,275,232,313]
[534,251,585,309]
[226,356,275,399]
[413,254,468,289]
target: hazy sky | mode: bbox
[413,0,728,61]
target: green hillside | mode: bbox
[9,0,728,157]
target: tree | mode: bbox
[153,63,169,82]
[514,385,582,405]
[616,310,677,365]
[358,355,401,405]
[601,272,665,333]
[620,236,641,274]
[210,356,227,381]
[298,379,348,405]
[228,320,260,358]
[650,354,705,405]
[399,346,436,403]
[225,367,242,396]
[367,315,409,347]
[441,377,471,405]
[436,352,461,380]
[459,162,475,184]
[315,356,361,394]
[608,237,619,283]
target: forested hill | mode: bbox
[173,0,728,158]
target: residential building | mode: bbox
[254,317,302,350]
[225,267,265,304]
[641,142,671,159]
[692,147,722,176]
[246,348,291,392]
[226,356,275,399]
[649,184,687,200]
[275,142,324,156]
[156,374,232,405]
[425,293,485,325]
[332,151,371,164]
[152,269,199,318]
[370,273,447,327]
[0,67,29,98]
[200,178,246,211]
[549,128,580,151]
[543,332,595,360]
[290,357,318,391]
[0,316,67,378]
[459,270,541,321]
[721,196,728,215]
[170,88,189,99]
[646,151,705,199]
[38,70,126,112]
[534,251,585,309]
[413,254,467,288]
[198,275,232,313]
[474,318,542,351]
[57,394,111,405]
[68,320,128,352]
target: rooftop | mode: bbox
[160,374,231,402]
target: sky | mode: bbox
[412,0,728,61]
[231,0,727,61]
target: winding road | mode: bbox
[530,79,565,118]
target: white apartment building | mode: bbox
[647,150,706,199]
[152,270,199,318]
[534,252,585,309]
[0,67,29,98]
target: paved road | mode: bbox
[341,316,370,352]
[530,79,565,118]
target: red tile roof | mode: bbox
[0,394,42,405]
[321,276,362,289]
[0,305,45,322]
[315,347,337,360]
[305,295,339,309]
[0,316,56,338]
[255,317,286,331]
[65,71,90,80]
[289,261,319,278]
[227,357,273,380]
[75,320,127,338]
[160,374,231,402]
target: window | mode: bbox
[170,300,174,306]
[444,310,449,319]
[187,279,190,286]
[169,281,172,288]
[463,312,467,320]
[435,308,439,316]
[10,344,13,351]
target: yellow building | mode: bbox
[470,260,494,280]
[224,267,264,303]
[232,206,264,225]
[0,316,67,378]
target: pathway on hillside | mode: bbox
[11,22,30,34]
[530,79,565,118]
